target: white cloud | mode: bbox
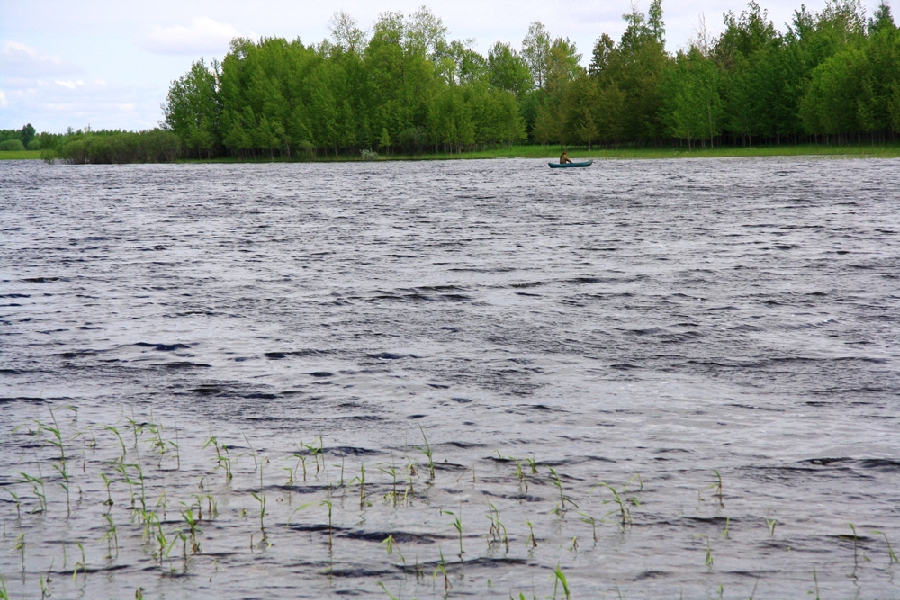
[0,41,81,77]
[54,80,85,89]
[141,17,248,55]
[0,91,7,107]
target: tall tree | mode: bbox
[521,22,552,89]
[163,58,220,157]
[328,11,368,54]
[662,47,724,147]
[20,123,36,147]
[487,41,533,97]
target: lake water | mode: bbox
[1,157,899,598]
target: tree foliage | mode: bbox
[159,1,900,158]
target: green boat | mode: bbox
[548,159,593,168]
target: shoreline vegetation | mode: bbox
[5,144,900,162]
[177,143,900,161]
[5,0,900,164]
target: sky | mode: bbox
[0,0,883,133]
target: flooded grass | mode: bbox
[2,398,898,598]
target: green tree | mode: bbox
[487,42,533,97]
[560,74,600,148]
[522,22,551,89]
[714,1,779,69]
[598,0,671,141]
[662,47,724,147]
[20,123,36,147]
[328,11,368,53]
[162,59,221,157]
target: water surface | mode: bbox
[1,157,898,598]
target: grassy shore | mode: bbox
[0,150,42,160]
[179,143,900,163]
[457,143,900,160]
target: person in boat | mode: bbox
[560,151,573,164]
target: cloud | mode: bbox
[55,80,85,89]
[0,90,6,107]
[0,41,82,77]
[141,17,248,55]
[5,78,166,131]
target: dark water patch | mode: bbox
[510,281,545,289]
[135,342,193,352]
[857,458,900,472]
[286,523,352,534]
[323,446,379,456]
[191,387,222,394]
[433,462,468,471]
[0,397,48,404]
[368,353,415,360]
[445,556,529,571]
[634,570,671,580]
[284,348,336,357]
[325,567,396,579]
[49,564,130,575]
[802,457,853,466]
[520,403,563,411]
[341,530,441,544]
[626,327,663,336]
[443,440,487,448]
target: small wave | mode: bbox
[627,327,663,336]
[135,342,192,352]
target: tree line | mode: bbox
[160,0,900,158]
[31,127,179,164]
[0,124,38,151]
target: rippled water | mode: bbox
[1,157,899,599]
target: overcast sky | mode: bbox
[0,0,882,133]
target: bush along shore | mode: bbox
[39,130,180,165]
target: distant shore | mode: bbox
[5,144,900,163]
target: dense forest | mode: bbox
[158,0,900,159]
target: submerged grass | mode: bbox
[1,401,897,598]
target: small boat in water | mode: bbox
[548,159,593,168]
